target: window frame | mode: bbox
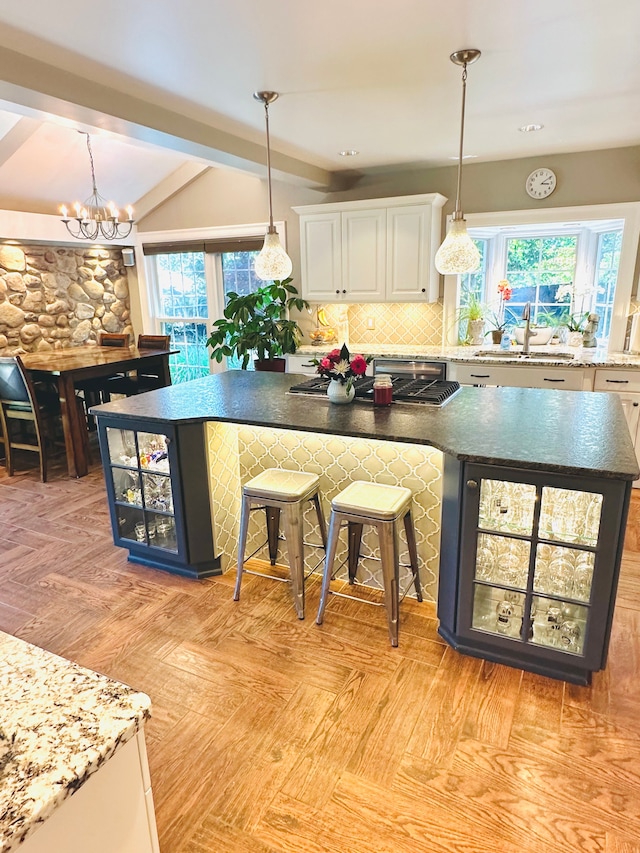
[134,221,289,375]
[443,203,640,351]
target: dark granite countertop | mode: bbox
[92,371,639,480]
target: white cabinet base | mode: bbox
[21,732,159,853]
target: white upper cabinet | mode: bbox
[294,194,446,303]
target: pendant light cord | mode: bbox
[83,132,99,196]
[453,62,468,220]
[264,101,275,233]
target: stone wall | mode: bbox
[0,243,132,354]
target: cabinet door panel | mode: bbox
[300,213,342,301]
[386,205,432,301]
[341,209,386,301]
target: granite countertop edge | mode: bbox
[295,344,640,368]
[92,374,640,481]
[0,632,150,853]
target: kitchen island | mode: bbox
[0,632,158,853]
[92,371,638,683]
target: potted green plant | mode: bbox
[455,293,486,345]
[558,309,589,346]
[207,278,310,371]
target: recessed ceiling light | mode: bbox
[519,123,544,132]
[338,149,359,157]
[448,154,478,160]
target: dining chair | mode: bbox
[0,356,62,482]
[100,333,131,347]
[76,332,131,407]
[105,333,172,396]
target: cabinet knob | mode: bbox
[466,479,478,489]
[634,402,639,408]
[421,288,426,293]
[342,289,347,294]
[335,290,340,295]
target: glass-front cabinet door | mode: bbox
[455,463,627,680]
[104,425,183,558]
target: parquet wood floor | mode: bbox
[2,453,640,852]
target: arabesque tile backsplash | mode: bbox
[308,302,444,347]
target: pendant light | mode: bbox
[253,91,293,281]
[60,132,134,241]
[435,49,481,275]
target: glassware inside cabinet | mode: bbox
[534,543,595,603]
[106,427,137,467]
[138,432,170,473]
[478,479,537,536]
[112,467,142,507]
[142,472,174,514]
[472,585,526,640]
[148,512,178,552]
[538,487,602,546]
[475,533,531,589]
[530,596,588,655]
[115,505,145,544]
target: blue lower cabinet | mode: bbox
[97,417,220,579]
[438,459,631,685]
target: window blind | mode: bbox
[142,236,264,256]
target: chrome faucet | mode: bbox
[521,302,535,355]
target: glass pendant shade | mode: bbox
[254,231,293,281]
[435,218,480,274]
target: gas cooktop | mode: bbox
[288,376,461,407]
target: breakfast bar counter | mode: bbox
[92,371,637,684]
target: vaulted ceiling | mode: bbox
[0,0,639,216]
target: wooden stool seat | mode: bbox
[234,468,327,619]
[316,481,422,647]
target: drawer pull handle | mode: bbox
[470,374,490,379]
[543,378,565,383]
[606,379,630,384]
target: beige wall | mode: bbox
[138,144,640,294]
[137,167,325,286]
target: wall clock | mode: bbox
[525,168,557,199]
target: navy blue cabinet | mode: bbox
[439,459,631,684]
[97,417,219,579]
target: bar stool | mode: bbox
[316,481,422,646]
[234,468,327,619]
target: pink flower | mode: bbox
[319,357,332,370]
[350,354,367,375]
[326,349,341,363]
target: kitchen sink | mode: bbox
[474,350,575,361]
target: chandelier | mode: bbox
[435,49,481,275]
[61,133,134,241]
[253,91,293,281]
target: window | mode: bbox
[220,251,262,370]
[144,238,266,382]
[448,207,637,349]
[151,251,211,383]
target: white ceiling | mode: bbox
[0,0,639,211]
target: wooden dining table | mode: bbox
[21,346,176,478]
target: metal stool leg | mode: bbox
[379,520,400,647]
[265,506,281,565]
[403,509,422,602]
[316,510,342,625]
[283,502,305,619]
[347,521,363,584]
[311,493,328,551]
[234,493,252,601]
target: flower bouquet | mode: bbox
[311,344,372,392]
